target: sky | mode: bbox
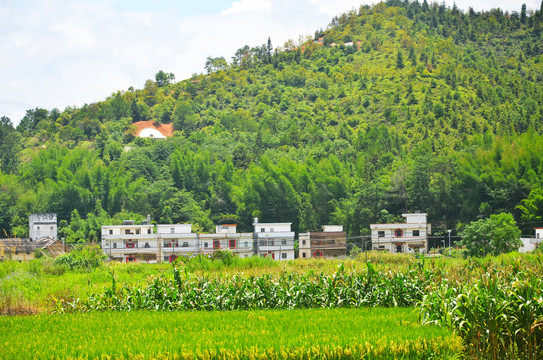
[0,0,538,124]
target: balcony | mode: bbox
[102,233,156,241]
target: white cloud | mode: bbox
[221,0,272,15]
[0,0,539,125]
[307,0,363,17]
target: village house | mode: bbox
[156,224,198,262]
[519,227,543,253]
[101,219,156,262]
[299,225,347,259]
[101,221,254,262]
[0,237,65,261]
[0,213,63,261]
[370,213,431,254]
[131,120,173,139]
[199,224,253,258]
[253,218,295,260]
[29,213,57,241]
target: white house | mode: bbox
[132,121,173,139]
[253,218,295,260]
[199,224,253,258]
[101,220,156,262]
[519,227,543,253]
[156,224,198,262]
[29,213,57,241]
[370,213,431,254]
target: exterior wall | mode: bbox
[156,224,192,235]
[299,228,347,259]
[299,232,311,259]
[253,220,295,261]
[370,213,431,254]
[199,232,253,258]
[519,228,543,253]
[139,128,166,139]
[29,213,57,241]
[102,223,157,262]
[519,238,537,253]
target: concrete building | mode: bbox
[370,213,431,254]
[29,213,57,241]
[299,225,347,259]
[253,218,295,260]
[156,224,198,262]
[101,220,156,262]
[519,227,543,253]
[199,224,253,258]
[132,121,173,139]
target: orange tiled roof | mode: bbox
[132,121,174,137]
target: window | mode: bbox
[182,242,188,247]
[378,231,385,237]
[125,230,131,234]
[244,241,248,247]
[37,226,40,230]
[412,230,420,237]
[109,230,113,235]
[270,228,274,232]
[204,242,208,248]
[302,253,306,258]
[136,229,140,235]
[302,240,306,245]
[213,240,220,249]
[281,253,287,259]
[147,229,151,234]
[229,239,236,249]
[113,243,117,248]
[145,242,150,248]
[395,229,403,237]
[171,228,175,234]
[50,226,53,230]
[282,240,286,245]
[261,228,265,233]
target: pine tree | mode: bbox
[396,50,405,69]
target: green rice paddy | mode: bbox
[0,308,462,359]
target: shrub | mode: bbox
[54,245,105,271]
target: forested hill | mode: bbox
[1,0,543,242]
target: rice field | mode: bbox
[2,251,543,359]
[0,307,462,359]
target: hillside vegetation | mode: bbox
[1,0,543,241]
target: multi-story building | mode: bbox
[253,218,295,261]
[156,224,198,262]
[370,213,431,254]
[199,224,253,258]
[299,225,347,259]
[29,213,57,241]
[101,220,156,262]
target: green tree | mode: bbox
[459,213,521,257]
[396,50,404,69]
[172,99,197,131]
[155,70,175,87]
[0,116,21,173]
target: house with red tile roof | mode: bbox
[131,121,173,139]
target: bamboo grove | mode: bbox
[1,1,543,241]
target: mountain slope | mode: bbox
[1,0,543,242]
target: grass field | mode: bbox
[2,250,543,359]
[0,307,463,359]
